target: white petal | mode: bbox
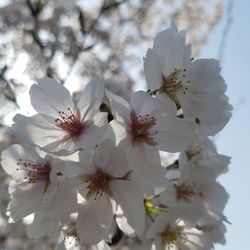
[156,92,177,116]
[180,94,232,136]
[115,206,135,236]
[147,214,169,239]
[30,78,74,117]
[93,139,113,170]
[49,159,84,183]
[95,241,111,250]
[133,240,153,250]
[205,182,229,215]
[78,76,105,121]
[106,143,130,177]
[7,181,44,222]
[46,179,79,218]
[43,137,77,155]
[106,90,131,123]
[183,43,192,65]
[78,150,94,174]
[185,228,213,250]
[177,59,232,135]
[144,49,163,91]
[184,59,226,95]
[1,144,42,180]
[92,139,130,177]
[153,28,186,76]
[128,145,168,196]
[207,154,230,177]
[111,180,145,235]
[76,194,113,245]
[154,236,164,250]
[57,151,80,162]
[12,114,67,151]
[155,117,197,152]
[98,123,117,144]
[27,211,61,239]
[109,120,129,146]
[75,113,108,150]
[159,184,178,207]
[92,112,108,127]
[130,91,156,117]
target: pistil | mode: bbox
[16,159,51,193]
[86,169,132,200]
[129,111,157,145]
[55,107,85,138]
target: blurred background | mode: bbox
[0,0,249,249]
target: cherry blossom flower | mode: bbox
[12,77,108,155]
[144,26,232,135]
[159,152,229,223]
[179,136,231,178]
[65,140,146,245]
[108,90,196,195]
[1,144,78,222]
[147,210,214,250]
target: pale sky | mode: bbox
[200,1,250,249]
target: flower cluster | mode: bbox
[1,26,232,250]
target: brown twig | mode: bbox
[218,0,234,62]
[61,0,108,84]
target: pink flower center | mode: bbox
[129,111,157,145]
[86,169,132,200]
[55,108,85,138]
[185,146,203,160]
[161,68,189,95]
[175,183,203,202]
[16,159,51,193]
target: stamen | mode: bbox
[161,68,191,96]
[16,159,51,193]
[161,225,187,248]
[86,170,111,199]
[66,228,80,247]
[129,111,157,145]
[55,107,85,138]
[86,169,132,200]
[175,183,203,202]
